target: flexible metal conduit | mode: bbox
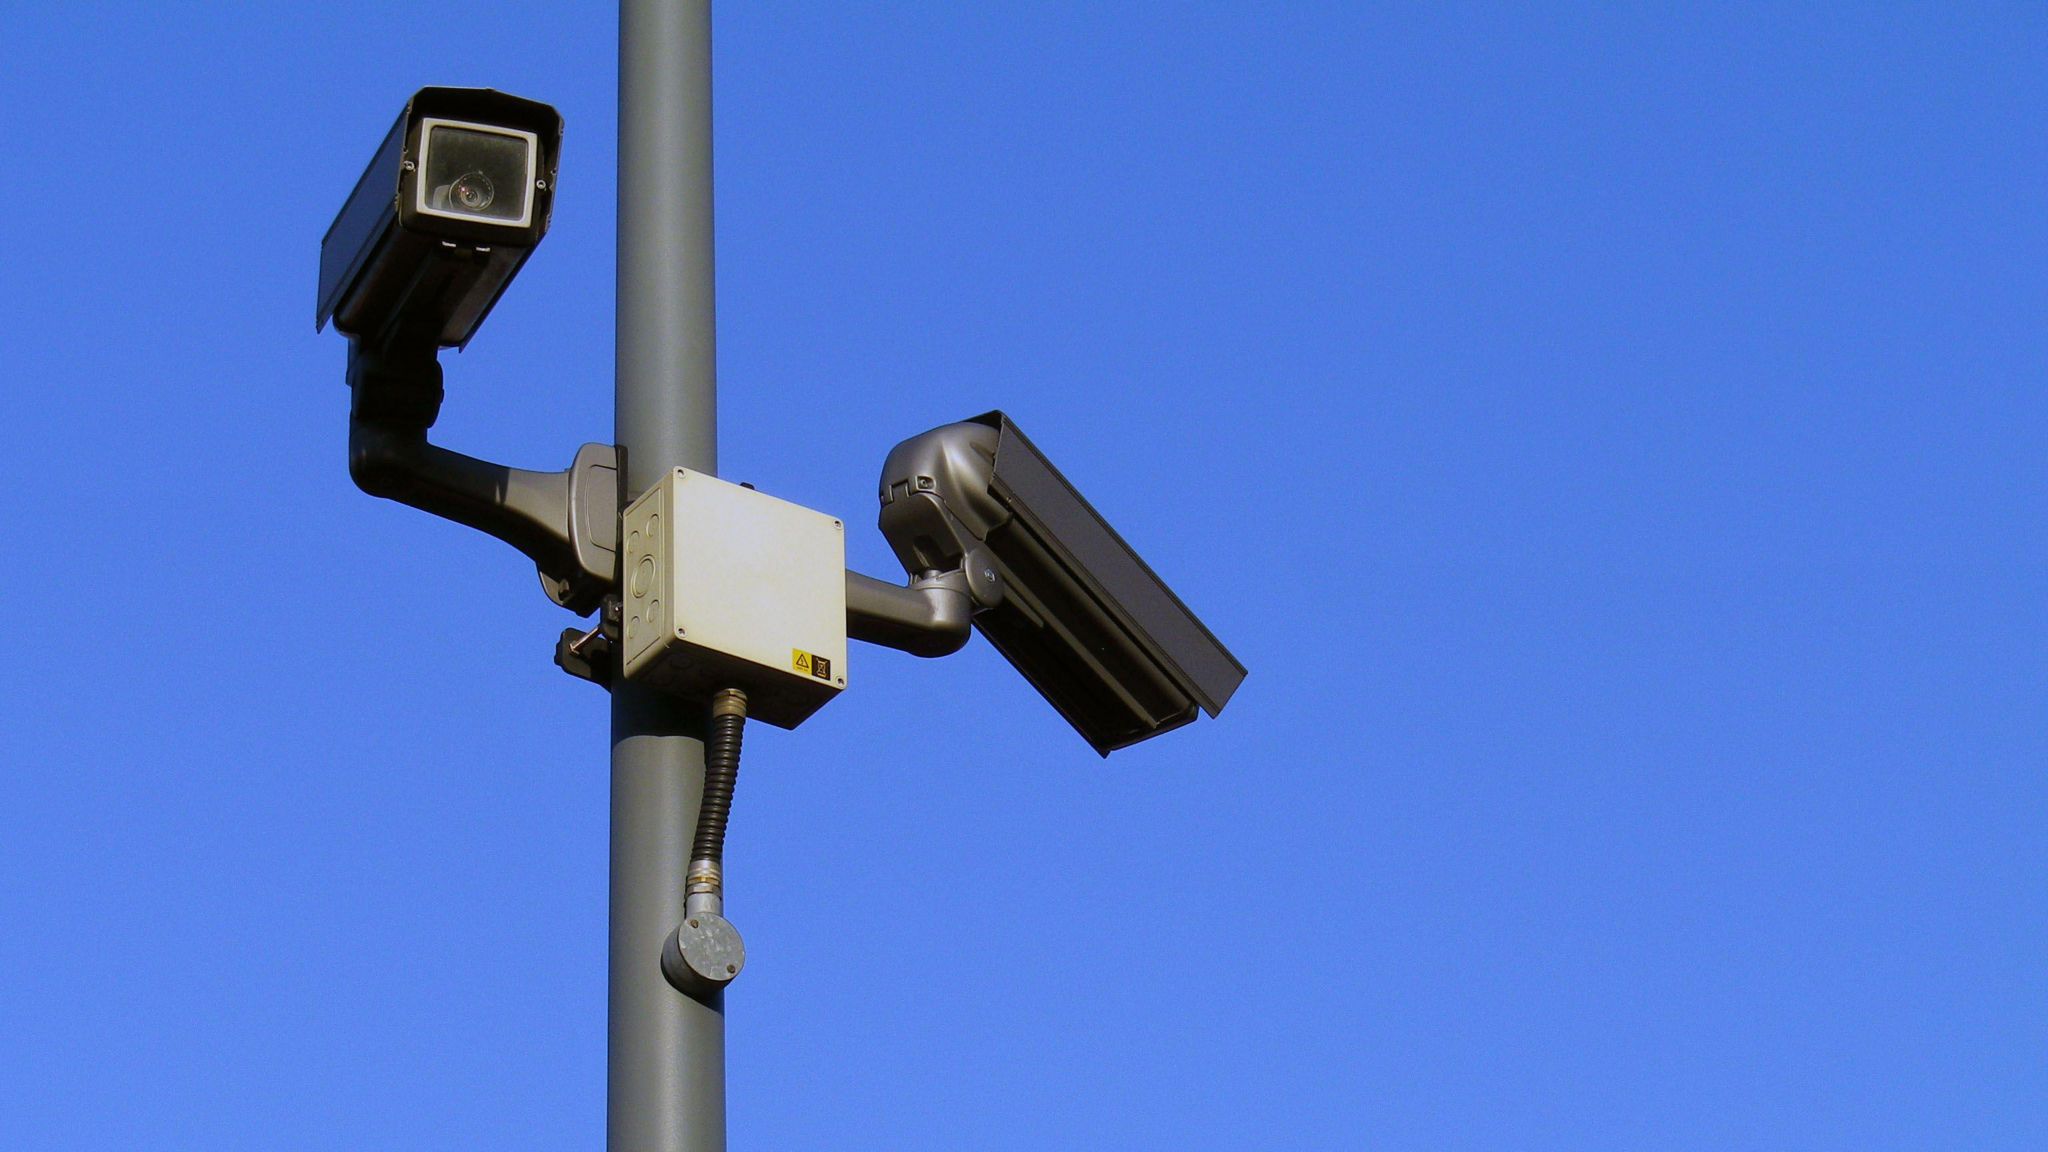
[686,688,747,918]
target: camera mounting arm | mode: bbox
[346,340,618,616]
[844,568,977,657]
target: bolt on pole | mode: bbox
[612,2,724,1151]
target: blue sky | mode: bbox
[2,3,2044,1149]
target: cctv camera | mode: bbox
[876,412,1245,755]
[317,87,562,352]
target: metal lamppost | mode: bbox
[610,2,725,1148]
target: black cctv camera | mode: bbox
[876,413,1245,755]
[317,87,562,353]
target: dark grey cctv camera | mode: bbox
[877,413,1245,755]
[317,87,562,351]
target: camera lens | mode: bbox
[419,121,534,225]
[451,172,496,212]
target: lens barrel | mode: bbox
[451,172,495,211]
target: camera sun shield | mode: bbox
[877,412,1246,755]
[318,87,562,350]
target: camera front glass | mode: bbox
[416,118,538,227]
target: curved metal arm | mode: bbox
[845,570,973,657]
[346,341,617,615]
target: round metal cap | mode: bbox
[662,912,746,993]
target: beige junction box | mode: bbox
[620,469,847,729]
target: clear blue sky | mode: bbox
[2,3,2043,1149]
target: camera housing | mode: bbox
[877,412,1245,755]
[318,87,562,351]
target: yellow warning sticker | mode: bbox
[792,649,832,680]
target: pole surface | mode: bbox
[613,2,722,1151]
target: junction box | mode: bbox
[620,469,847,728]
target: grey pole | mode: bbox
[613,2,723,1151]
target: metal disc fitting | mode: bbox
[961,548,1004,609]
[662,911,746,994]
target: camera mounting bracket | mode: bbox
[346,339,1007,674]
[345,340,619,616]
[556,596,623,689]
[843,568,979,658]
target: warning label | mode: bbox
[792,649,832,680]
